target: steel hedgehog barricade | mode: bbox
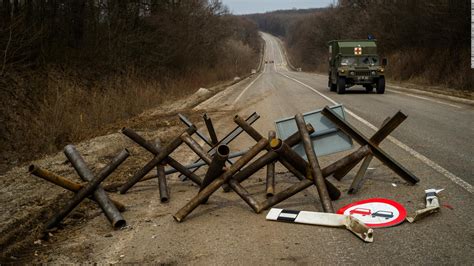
[26,104,419,243]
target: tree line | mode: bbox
[0,0,261,167]
[248,0,472,90]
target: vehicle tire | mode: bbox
[329,76,337,92]
[337,76,346,94]
[376,77,385,94]
[364,85,373,93]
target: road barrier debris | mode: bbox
[29,147,129,230]
[407,189,443,223]
[29,165,126,212]
[119,126,198,194]
[266,208,373,243]
[26,104,423,241]
[266,130,276,198]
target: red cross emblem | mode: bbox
[354,47,362,55]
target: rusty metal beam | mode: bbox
[269,139,341,202]
[348,154,373,194]
[232,116,340,200]
[266,130,276,198]
[333,112,407,180]
[119,126,197,194]
[157,163,169,203]
[203,113,219,145]
[121,127,202,186]
[181,132,212,165]
[234,115,341,195]
[59,148,130,228]
[179,112,260,179]
[29,165,126,212]
[257,146,371,213]
[173,138,268,222]
[200,145,229,203]
[295,113,334,213]
[179,113,213,147]
[322,107,419,184]
[232,124,314,184]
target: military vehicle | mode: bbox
[328,40,387,94]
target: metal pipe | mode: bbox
[234,114,329,187]
[345,116,394,191]
[200,145,229,203]
[203,113,219,145]
[333,114,403,180]
[179,112,260,179]
[322,107,418,184]
[266,130,276,197]
[228,179,261,212]
[157,163,169,203]
[233,115,318,183]
[57,147,129,228]
[333,158,362,180]
[232,125,314,183]
[269,138,341,201]
[45,164,115,229]
[181,132,212,165]
[295,113,334,213]
[348,154,373,194]
[121,128,202,185]
[179,113,212,147]
[29,165,126,212]
[119,126,197,194]
[173,138,268,222]
[233,115,265,143]
[165,150,248,175]
[155,139,169,203]
[256,145,371,213]
[181,133,231,192]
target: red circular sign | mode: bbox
[337,198,407,228]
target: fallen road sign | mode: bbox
[266,208,373,243]
[337,198,407,228]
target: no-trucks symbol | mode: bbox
[337,198,407,228]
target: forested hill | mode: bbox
[0,0,261,170]
[246,8,326,37]
[247,1,472,91]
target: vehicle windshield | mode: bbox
[340,57,356,66]
[361,57,379,66]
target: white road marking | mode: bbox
[278,71,473,194]
[232,70,264,105]
[387,89,462,109]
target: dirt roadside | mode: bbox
[1,69,473,264]
[0,75,257,263]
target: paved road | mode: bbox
[193,32,474,264]
[22,33,473,264]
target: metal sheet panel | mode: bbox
[275,105,353,159]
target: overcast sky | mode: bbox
[221,0,334,15]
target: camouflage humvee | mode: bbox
[328,40,387,94]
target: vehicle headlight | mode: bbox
[371,71,376,75]
[339,69,345,73]
[378,68,384,73]
[350,71,355,76]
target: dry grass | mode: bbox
[0,46,259,173]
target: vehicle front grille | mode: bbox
[354,70,372,76]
